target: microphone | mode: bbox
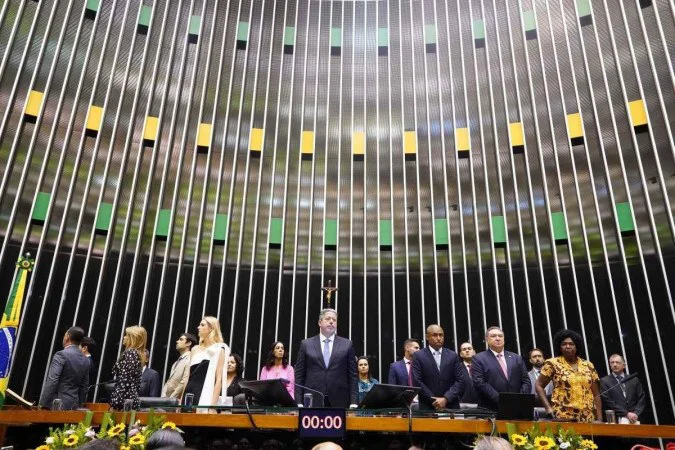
[278,378,326,406]
[87,380,114,395]
[594,372,638,399]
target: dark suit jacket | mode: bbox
[294,335,357,407]
[411,346,465,410]
[388,359,411,386]
[140,367,161,397]
[39,345,90,410]
[600,373,646,418]
[471,350,531,411]
[460,363,479,404]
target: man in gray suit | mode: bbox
[294,308,358,408]
[39,326,90,410]
[162,333,198,398]
[528,348,552,396]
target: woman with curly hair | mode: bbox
[535,329,602,422]
[260,341,294,399]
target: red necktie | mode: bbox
[467,363,472,375]
[406,361,412,386]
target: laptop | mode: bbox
[497,392,535,420]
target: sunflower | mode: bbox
[121,446,131,450]
[161,421,177,430]
[36,446,51,450]
[533,436,556,450]
[108,423,126,437]
[128,434,146,445]
[580,439,598,449]
[63,435,79,447]
[510,434,529,447]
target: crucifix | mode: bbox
[321,280,338,308]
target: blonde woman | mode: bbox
[184,316,230,412]
[110,326,146,410]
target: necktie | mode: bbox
[467,363,472,375]
[323,338,331,367]
[497,353,508,379]
[406,361,412,386]
[617,375,626,397]
[434,351,441,369]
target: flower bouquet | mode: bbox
[506,423,598,450]
[36,411,182,449]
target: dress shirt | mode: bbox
[320,333,334,358]
[431,349,442,368]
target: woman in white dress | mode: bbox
[183,316,230,412]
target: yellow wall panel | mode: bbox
[197,123,212,148]
[24,90,44,118]
[301,130,314,154]
[566,113,583,139]
[250,128,264,152]
[629,99,648,128]
[144,116,159,142]
[404,131,417,155]
[353,131,365,155]
[86,105,104,132]
[509,122,524,148]
[456,127,470,152]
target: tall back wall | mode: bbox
[0,0,673,422]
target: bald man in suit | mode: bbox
[411,324,465,410]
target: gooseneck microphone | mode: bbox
[278,378,327,406]
[594,372,638,399]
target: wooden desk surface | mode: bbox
[0,410,674,439]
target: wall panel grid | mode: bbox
[0,0,673,424]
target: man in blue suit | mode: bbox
[39,326,90,410]
[388,338,420,386]
[411,324,465,410]
[471,326,531,412]
[294,308,358,408]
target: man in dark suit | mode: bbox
[411,324,465,410]
[388,338,420,386]
[459,342,479,405]
[600,354,646,424]
[471,326,531,412]
[139,349,161,397]
[294,308,358,408]
[39,326,90,410]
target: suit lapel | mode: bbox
[328,337,340,369]
[313,336,326,369]
[425,347,440,372]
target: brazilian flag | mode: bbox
[0,255,35,408]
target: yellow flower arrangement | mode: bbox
[534,436,556,450]
[36,446,51,450]
[63,435,79,447]
[580,439,598,449]
[107,423,126,437]
[162,421,177,430]
[510,433,528,447]
[128,433,146,445]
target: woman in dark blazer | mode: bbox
[110,326,146,410]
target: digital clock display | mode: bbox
[298,408,346,439]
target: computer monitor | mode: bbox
[238,379,296,407]
[497,392,535,420]
[358,383,420,409]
